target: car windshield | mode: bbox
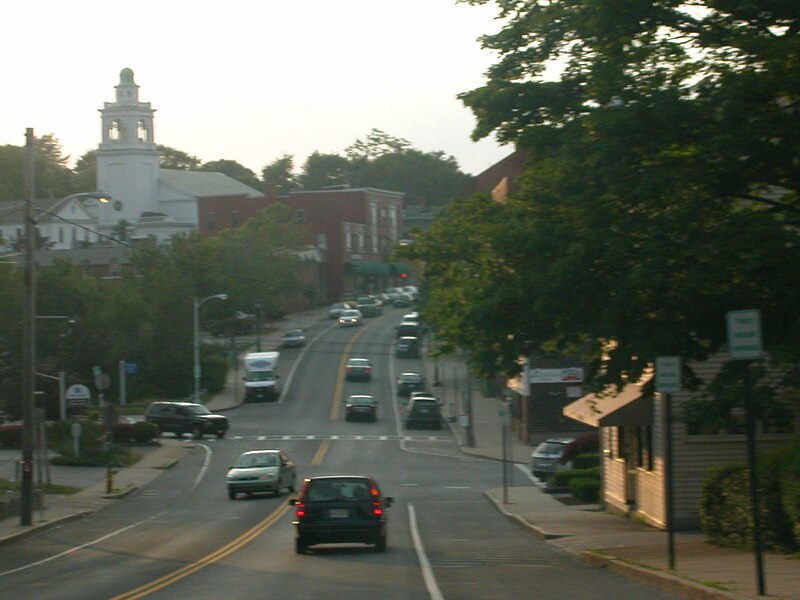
[186,405,212,415]
[245,371,275,382]
[235,453,279,468]
[401,374,422,382]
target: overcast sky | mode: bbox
[1,0,511,177]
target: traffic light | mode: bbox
[401,272,408,279]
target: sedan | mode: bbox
[227,449,296,499]
[289,475,393,553]
[328,302,353,319]
[345,394,378,422]
[345,357,372,381]
[338,309,363,327]
[396,372,425,397]
[280,329,306,348]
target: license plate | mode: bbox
[329,508,348,518]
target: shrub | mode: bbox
[570,477,600,503]
[112,423,136,444]
[50,446,143,467]
[133,421,158,444]
[572,453,600,470]
[552,467,601,488]
[560,432,599,464]
[0,424,23,448]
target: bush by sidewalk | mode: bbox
[700,442,800,553]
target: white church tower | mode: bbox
[96,68,160,225]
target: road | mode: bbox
[0,312,679,599]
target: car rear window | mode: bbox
[306,479,372,501]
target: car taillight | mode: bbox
[295,502,306,518]
[372,502,383,516]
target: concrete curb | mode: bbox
[483,490,565,540]
[0,510,92,548]
[580,551,750,600]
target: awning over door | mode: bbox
[563,379,652,427]
[345,261,392,275]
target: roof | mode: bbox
[563,376,653,428]
[159,170,262,199]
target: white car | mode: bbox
[338,309,363,327]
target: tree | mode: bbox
[409,0,800,396]
[200,159,261,190]
[345,128,411,162]
[297,152,351,190]
[261,154,298,195]
[157,145,201,170]
[0,135,76,201]
[352,149,468,207]
[73,150,97,193]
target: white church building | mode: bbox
[0,67,263,251]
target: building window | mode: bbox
[58,228,64,243]
[636,426,653,471]
[72,227,77,241]
[371,204,378,225]
[230,211,239,228]
[207,211,216,232]
[372,234,378,254]
[358,232,365,251]
[137,120,149,142]
[317,232,327,249]
[296,209,306,223]
[345,230,352,251]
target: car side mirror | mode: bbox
[384,497,394,507]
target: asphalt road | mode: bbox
[0,312,679,599]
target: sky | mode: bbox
[1,0,512,177]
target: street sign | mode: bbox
[727,310,763,360]
[656,356,681,393]
[124,362,138,375]
[66,384,91,407]
[94,373,111,390]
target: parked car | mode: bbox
[328,302,353,319]
[289,475,393,553]
[344,395,378,422]
[396,372,425,397]
[396,336,420,358]
[529,437,576,481]
[280,329,306,348]
[405,396,442,430]
[227,449,296,499]
[338,309,363,327]
[355,296,382,317]
[144,401,229,439]
[345,357,373,381]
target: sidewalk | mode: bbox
[425,352,800,600]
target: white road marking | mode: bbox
[408,503,445,600]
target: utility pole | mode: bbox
[21,128,36,526]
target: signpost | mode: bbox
[726,310,766,596]
[656,356,681,570]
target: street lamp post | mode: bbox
[193,294,228,403]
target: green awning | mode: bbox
[346,261,392,275]
[391,263,411,275]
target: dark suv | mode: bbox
[289,475,393,554]
[405,396,442,430]
[144,401,229,439]
[355,296,382,317]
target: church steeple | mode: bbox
[96,68,161,223]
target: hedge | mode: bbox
[2,420,157,450]
[570,477,600,503]
[572,453,600,470]
[700,442,800,553]
[552,466,601,488]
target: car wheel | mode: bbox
[228,490,236,500]
[295,537,308,555]
[216,430,226,439]
[192,425,203,439]
[375,532,387,552]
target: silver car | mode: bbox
[227,450,296,499]
[529,437,575,481]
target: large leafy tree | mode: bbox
[408,0,800,398]
[0,135,76,201]
[200,159,261,190]
[262,154,298,195]
[157,145,202,170]
[297,152,351,190]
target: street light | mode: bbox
[193,293,228,403]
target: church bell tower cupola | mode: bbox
[96,68,161,224]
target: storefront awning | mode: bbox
[345,261,392,275]
[563,379,652,428]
